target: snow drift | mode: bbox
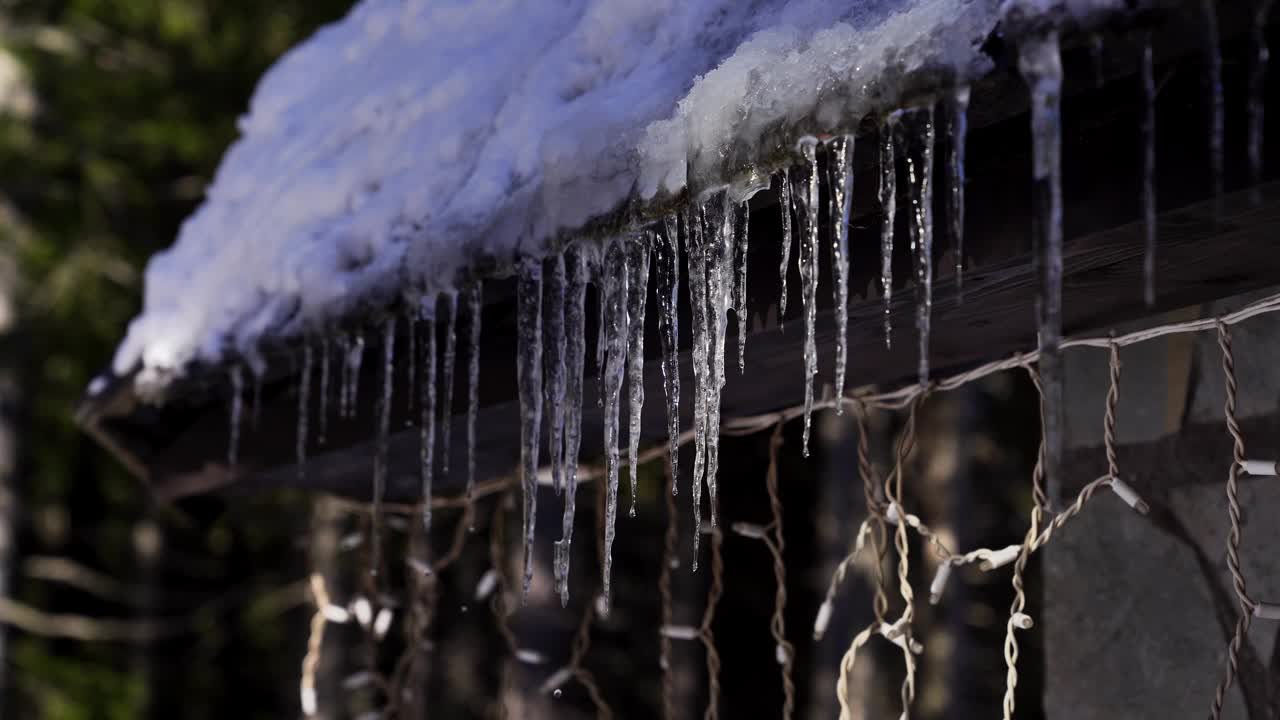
[110,0,1108,383]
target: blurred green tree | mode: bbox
[0,1,352,717]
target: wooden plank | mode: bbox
[162,180,1280,502]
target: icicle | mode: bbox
[1201,0,1224,208]
[828,135,854,409]
[625,234,651,519]
[298,344,313,483]
[1249,1,1273,197]
[795,138,821,456]
[601,239,630,611]
[348,332,366,418]
[465,282,483,501]
[903,107,936,388]
[440,292,458,476]
[338,334,351,419]
[228,365,244,472]
[250,372,263,429]
[727,199,747,376]
[371,317,396,582]
[684,206,709,568]
[703,193,733,530]
[420,301,438,532]
[596,254,607,409]
[405,307,417,421]
[949,87,970,301]
[319,338,331,443]
[1020,32,1065,501]
[658,217,682,497]
[1140,32,1157,307]
[555,247,589,607]
[879,117,899,348]
[543,256,568,496]
[778,168,793,324]
[516,259,544,604]
[1089,33,1106,88]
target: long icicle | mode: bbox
[371,316,396,583]
[1249,0,1275,198]
[829,136,854,409]
[338,334,351,419]
[420,301,438,531]
[704,192,733,527]
[1201,0,1224,210]
[904,107,936,388]
[1020,31,1065,504]
[684,206,710,569]
[228,365,244,473]
[1141,32,1158,306]
[735,201,750,373]
[596,252,608,409]
[625,234,651,518]
[349,332,365,418]
[319,337,331,443]
[465,282,482,502]
[543,255,568,496]
[879,116,899,348]
[250,371,263,430]
[601,239,630,612]
[298,344,313,483]
[516,259,544,603]
[778,168,793,325]
[949,86,970,301]
[440,292,458,477]
[658,217,683,497]
[405,306,417,421]
[796,138,821,456]
[555,246,589,606]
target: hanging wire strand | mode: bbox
[300,573,330,717]
[730,423,796,717]
[701,525,725,720]
[1209,320,1259,720]
[317,289,1280,720]
[488,493,518,720]
[659,455,679,720]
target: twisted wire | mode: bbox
[763,424,796,719]
[488,493,518,720]
[701,525,725,720]
[319,278,1280,720]
[568,595,612,719]
[1001,461,1043,720]
[854,401,890,622]
[836,623,877,720]
[660,455,679,720]
[1209,321,1257,720]
[300,573,329,717]
[891,397,923,715]
[393,524,442,720]
[1104,340,1122,483]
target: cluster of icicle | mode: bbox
[225,7,1265,613]
[497,29,1080,612]
[514,201,746,612]
[507,98,971,610]
[222,39,1048,614]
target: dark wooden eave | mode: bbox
[77,1,1280,502]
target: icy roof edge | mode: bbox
[106,0,1131,401]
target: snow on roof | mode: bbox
[112,0,1114,384]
